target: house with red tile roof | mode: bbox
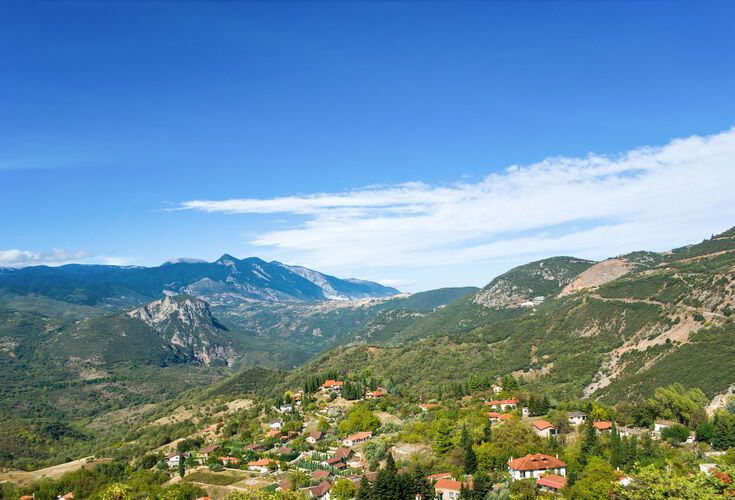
[247,457,275,473]
[419,403,440,412]
[593,421,612,432]
[537,474,567,493]
[484,399,518,411]
[366,390,385,399]
[434,477,472,500]
[532,420,558,438]
[321,379,343,391]
[307,480,331,499]
[499,413,513,421]
[311,469,334,482]
[221,456,241,467]
[486,411,501,422]
[307,431,324,444]
[508,454,567,480]
[343,431,372,447]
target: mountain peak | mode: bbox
[162,258,206,266]
[216,253,239,264]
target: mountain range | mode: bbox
[0,254,400,310]
[1,227,734,469]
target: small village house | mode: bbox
[419,403,439,412]
[567,411,586,426]
[307,480,332,499]
[221,456,240,467]
[365,390,384,399]
[321,380,343,392]
[269,419,283,430]
[199,444,219,461]
[307,431,324,444]
[247,458,275,473]
[433,477,472,500]
[486,411,501,422]
[485,399,518,411]
[508,454,567,480]
[343,431,372,446]
[532,420,558,438]
[593,421,612,433]
[536,475,567,493]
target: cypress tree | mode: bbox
[580,418,599,464]
[178,455,185,478]
[482,418,493,443]
[610,420,623,468]
[461,424,477,474]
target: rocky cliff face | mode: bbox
[127,295,236,366]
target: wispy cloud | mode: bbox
[178,128,735,280]
[0,249,131,268]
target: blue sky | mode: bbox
[2,1,735,291]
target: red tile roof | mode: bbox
[537,475,567,490]
[499,414,513,420]
[310,480,331,497]
[321,379,343,389]
[312,469,332,480]
[593,421,612,430]
[309,431,323,440]
[508,453,567,471]
[334,447,353,460]
[485,399,518,406]
[247,458,274,467]
[434,478,472,492]
[486,411,501,418]
[533,420,556,431]
[345,431,372,441]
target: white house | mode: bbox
[653,419,675,438]
[491,384,503,394]
[532,420,558,438]
[434,478,469,500]
[508,454,567,481]
[343,431,372,447]
[567,411,586,426]
[278,404,293,413]
[307,431,324,444]
[269,419,283,430]
[165,451,183,468]
[485,399,518,411]
[247,458,276,473]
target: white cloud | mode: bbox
[178,128,735,287]
[0,249,131,268]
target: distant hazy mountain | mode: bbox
[0,255,400,309]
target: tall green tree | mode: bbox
[610,421,623,469]
[580,418,599,466]
[461,424,477,474]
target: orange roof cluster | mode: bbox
[593,421,612,430]
[508,453,567,471]
[321,379,343,388]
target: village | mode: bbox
[139,375,733,500]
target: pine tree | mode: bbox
[461,424,477,474]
